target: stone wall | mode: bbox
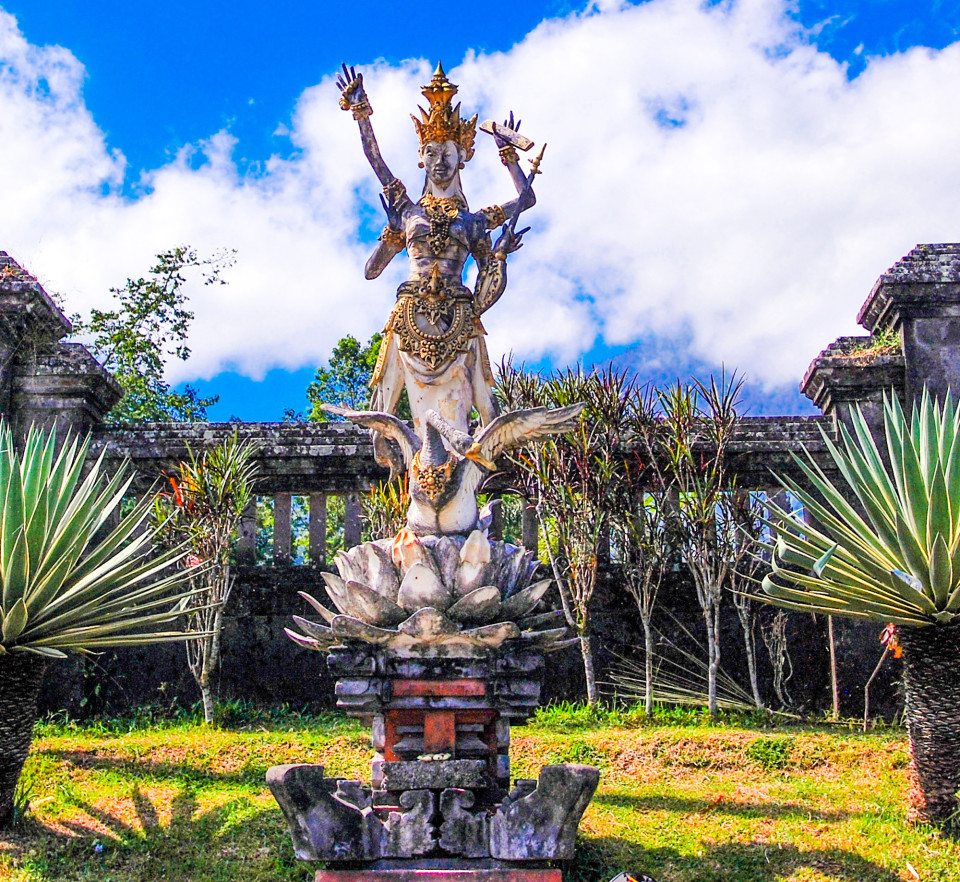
[3,245,949,720]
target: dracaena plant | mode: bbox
[763,390,960,824]
[0,420,201,828]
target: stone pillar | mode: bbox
[801,335,904,441]
[309,493,327,566]
[521,502,538,553]
[236,500,258,565]
[273,493,292,565]
[344,493,362,549]
[856,243,960,410]
[0,252,121,442]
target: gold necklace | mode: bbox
[420,195,464,254]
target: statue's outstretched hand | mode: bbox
[337,63,368,111]
[493,224,530,258]
[379,194,403,230]
[495,111,522,146]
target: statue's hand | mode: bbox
[494,111,522,147]
[379,194,403,230]
[337,63,369,112]
[493,224,530,259]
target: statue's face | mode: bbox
[421,140,461,186]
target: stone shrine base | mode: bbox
[316,867,561,882]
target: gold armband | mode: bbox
[383,179,407,204]
[339,95,373,120]
[380,226,405,249]
[498,144,519,166]
[480,204,507,229]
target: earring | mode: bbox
[458,161,465,169]
[418,161,425,168]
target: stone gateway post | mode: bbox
[266,65,600,882]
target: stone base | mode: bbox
[316,870,562,882]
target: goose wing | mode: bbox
[320,404,420,475]
[475,403,586,462]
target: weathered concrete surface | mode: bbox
[381,760,488,792]
[266,765,384,862]
[489,765,600,860]
[315,870,562,882]
[315,871,562,882]
[0,252,119,438]
[801,335,905,440]
[91,420,389,493]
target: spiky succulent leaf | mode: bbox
[0,420,201,653]
[763,389,960,625]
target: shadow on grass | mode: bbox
[10,785,314,881]
[594,790,852,822]
[41,748,292,788]
[570,836,904,882]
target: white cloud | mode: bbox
[2,1,960,392]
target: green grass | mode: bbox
[1,707,958,881]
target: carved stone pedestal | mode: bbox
[268,648,599,877]
[315,868,563,882]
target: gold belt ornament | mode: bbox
[389,273,477,370]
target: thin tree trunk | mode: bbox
[580,632,598,707]
[828,615,840,721]
[897,622,960,825]
[0,654,48,828]
[704,601,719,719]
[736,598,763,709]
[641,613,654,716]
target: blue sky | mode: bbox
[1,0,959,420]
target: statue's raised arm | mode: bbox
[337,63,398,187]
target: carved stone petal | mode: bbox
[430,536,462,589]
[344,580,408,627]
[456,534,491,598]
[500,549,535,597]
[284,627,339,652]
[397,608,459,642]
[364,542,400,602]
[398,563,452,612]
[322,572,359,617]
[518,608,565,629]
[393,533,435,574]
[298,590,337,624]
[459,529,491,566]
[540,637,581,653]
[331,615,396,645]
[335,549,366,585]
[519,627,569,649]
[291,615,337,644]
[460,621,521,648]
[446,586,502,624]
[500,579,552,620]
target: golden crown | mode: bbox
[411,63,477,162]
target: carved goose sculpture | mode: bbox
[321,402,584,536]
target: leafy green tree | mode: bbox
[72,246,233,424]
[153,433,259,725]
[0,421,202,827]
[304,333,410,421]
[306,333,381,420]
[498,364,638,705]
[764,390,960,824]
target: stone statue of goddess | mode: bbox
[337,62,536,451]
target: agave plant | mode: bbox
[763,390,960,823]
[0,421,201,828]
[287,528,573,656]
